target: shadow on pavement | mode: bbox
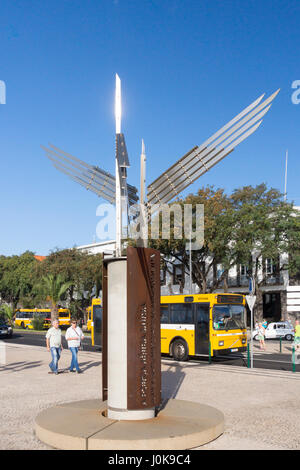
[161,363,186,407]
[0,360,43,372]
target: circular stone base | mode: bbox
[35,399,224,450]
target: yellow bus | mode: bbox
[15,308,71,329]
[161,293,247,361]
[90,293,247,361]
[86,298,102,346]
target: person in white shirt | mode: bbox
[65,319,84,373]
[46,319,63,375]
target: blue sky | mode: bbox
[0,0,299,256]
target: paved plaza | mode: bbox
[0,342,300,450]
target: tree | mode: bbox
[0,252,39,311]
[149,186,235,293]
[35,249,103,319]
[148,183,300,321]
[37,274,73,321]
[0,304,14,326]
[230,184,300,320]
[0,249,103,321]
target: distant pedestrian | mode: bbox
[257,322,266,351]
[46,319,63,375]
[294,320,300,351]
[65,319,84,373]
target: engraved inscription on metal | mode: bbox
[127,247,161,409]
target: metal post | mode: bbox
[115,157,122,257]
[115,74,122,257]
[246,284,256,370]
[247,343,250,368]
[250,306,254,369]
[139,139,147,249]
[292,346,296,373]
[189,231,192,294]
[280,336,282,353]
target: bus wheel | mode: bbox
[172,339,188,362]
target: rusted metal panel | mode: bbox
[127,246,161,410]
[102,260,108,402]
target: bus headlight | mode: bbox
[242,338,246,344]
[218,341,224,346]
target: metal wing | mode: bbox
[42,143,138,205]
[147,89,280,206]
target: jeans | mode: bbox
[49,347,61,373]
[69,347,79,371]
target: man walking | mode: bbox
[46,319,63,375]
[65,319,84,373]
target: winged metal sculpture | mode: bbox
[42,75,279,254]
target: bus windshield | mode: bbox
[213,304,246,330]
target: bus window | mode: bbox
[195,304,209,355]
[93,305,102,347]
[160,305,169,324]
[213,304,245,330]
[21,312,33,319]
[38,312,48,319]
[170,304,193,324]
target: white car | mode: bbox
[252,322,294,341]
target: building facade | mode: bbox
[76,239,300,323]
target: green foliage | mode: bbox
[31,315,45,331]
[149,183,300,293]
[0,251,39,309]
[149,186,235,292]
[36,273,74,320]
[0,304,14,326]
[229,184,300,285]
[35,248,103,316]
[0,249,103,320]
[0,184,299,312]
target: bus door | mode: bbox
[195,303,210,355]
[93,304,102,347]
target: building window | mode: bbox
[265,258,276,275]
[160,269,166,286]
[240,265,247,277]
[173,264,184,285]
[216,264,224,280]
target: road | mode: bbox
[2,331,299,373]
[1,330,98,353]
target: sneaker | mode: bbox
[76,369,83,374]
[69,369,76,373]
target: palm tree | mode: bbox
[0,304,14,326]
[38,274,73,321]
